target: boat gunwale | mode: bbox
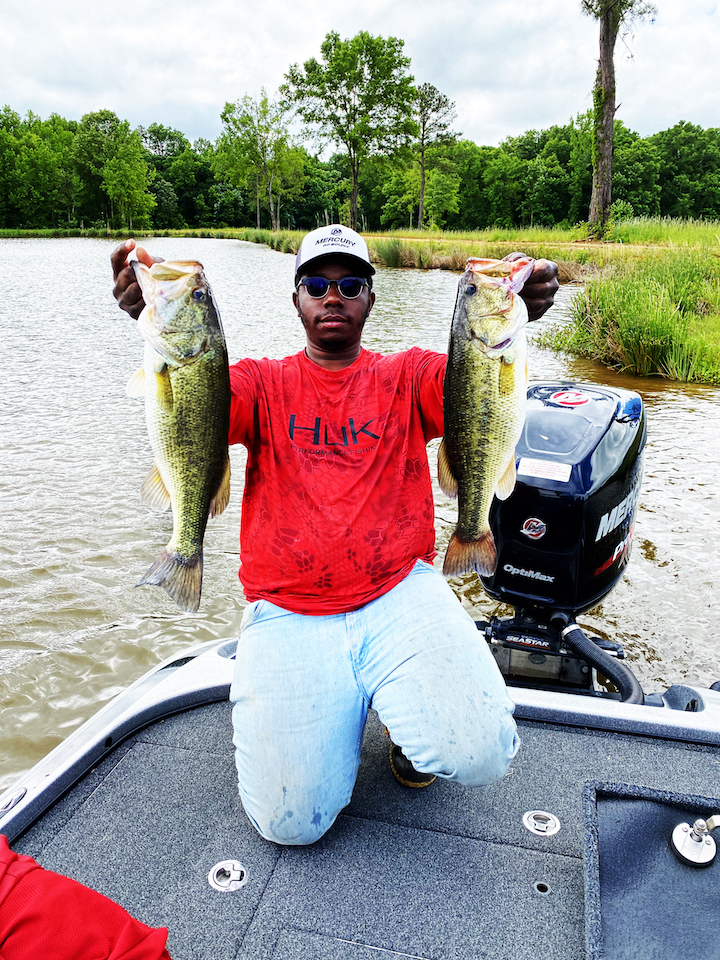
[3,636,720,845]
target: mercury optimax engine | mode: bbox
[476,381,647,702]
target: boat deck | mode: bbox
[12,695,720,960]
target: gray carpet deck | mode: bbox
[14,703,720,960]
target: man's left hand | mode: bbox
[504,253,559,322]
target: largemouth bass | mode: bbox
[127,260,231,612]
[439,256,534,578]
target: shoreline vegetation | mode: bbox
[5,217,720,384]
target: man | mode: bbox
[111,226,559,846]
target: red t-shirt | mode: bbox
[229,347,446,615]
[0,835,172,959]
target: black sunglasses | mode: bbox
[297,276,369,300]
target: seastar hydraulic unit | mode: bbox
[477,381,647,701]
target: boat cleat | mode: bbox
[671,814,720,867]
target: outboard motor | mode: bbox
[477,381,646,701]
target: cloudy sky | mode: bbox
[3,0,718,147]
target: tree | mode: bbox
[649,123,720,218]
[73,109,124,223]
[139,123,190,159]
[565,113,594,224]
[444,140,496,230]
[282,30,417,231]
[269,145,306,229]
[522,155,570,226]
[208,182,246,226]
[380,166,419,229]
[413,83,457,228]
[581,0,655,236]
[73,110,155,227]
[290,150,347,230]
[0,109,81,228]
[102,124,155,230]
[611,121,660,216]
[150,178,183,228]
[380,153,460,230]
[216,90,292,231]
[168,144,216,227]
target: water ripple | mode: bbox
[1,237,719,790]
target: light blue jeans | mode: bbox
[230,560,519,845]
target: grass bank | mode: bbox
[0,224,639,281]
[224,226,636,284]
[537,251,720,383]
[5,220,720,383]
[239,222,720,383]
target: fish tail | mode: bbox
[442,529,497,578]
[137,549,203,613]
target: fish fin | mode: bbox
[437,440,458,498]
[126,366,146,398]
[140,463,171,512]
[209,457,231,518]
[137,549,202,613]
[495,458,517,501]
[151,350,168,373]
[442,529,497,578]
[153,367,174,412]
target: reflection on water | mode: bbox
[1,238,719,790]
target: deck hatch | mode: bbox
[523,810,561,836]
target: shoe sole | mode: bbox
[389,744,437,789]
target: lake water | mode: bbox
[1,236,719,791]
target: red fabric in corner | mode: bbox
[0,835,172,959]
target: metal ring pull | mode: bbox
[208,860,248,892]
[523,810,561,836]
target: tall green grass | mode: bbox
[4,216,720,251]
[540,251,720,383]
[0,227,137,239]
[608,216,720,248]
[372,237,404,268]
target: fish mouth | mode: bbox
[487,334,516,353]
[470,329,520,354]
[469,310,526,352]
[464,256,534,289]
[133,260,205,307]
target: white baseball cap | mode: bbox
[294,224,375,285]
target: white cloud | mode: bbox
[2,0,718,145]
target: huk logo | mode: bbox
[288,415,379,447]
[521,518,547,540]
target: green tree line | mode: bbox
[2,30,720,234]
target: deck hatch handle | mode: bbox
[523,810,561,836]
[208,859,248,892]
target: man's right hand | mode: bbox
[111,239,163,320]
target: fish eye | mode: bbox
[192,288,206,301]
[465,283,477,296]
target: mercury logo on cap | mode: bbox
[294,224,375,285]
